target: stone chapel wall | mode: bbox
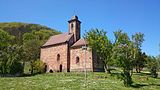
[70,47,93,71]
[40,43,68,72]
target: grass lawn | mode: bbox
[0,71,160,90]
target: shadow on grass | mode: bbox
[131,84,148,88]
[0,73,38,77]
[110,72,160,88]
[110,72,121,75]
[131,83,160,88]
[20,73,36,77]
[156,77,160,79]
[134,72,150,76]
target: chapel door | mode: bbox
[60,64,62,72]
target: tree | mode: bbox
[84,29,112,73]
[0,29,13,74]
[146,56,159,78]
[132,33,145,73]
[23,30,53,74]
[5,45,23,74]
[0,29,23,75]
[112,30,134,87]
[23,39,41,74]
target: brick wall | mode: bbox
[70,46,93,71]
[40,43,69,72]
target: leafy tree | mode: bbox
[84,29,112,73]
[112,30,134,87]
[23,30,54,74]
[0,29,14,47]
[146,56,159,78]
[23,39,41,74]
[132,32,144,49]
[0,29,14,74]
[132,33,145,73]
[0,29,23,74]
[5,45,23,74]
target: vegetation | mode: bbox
[112,30,134,86]
[0,22,160,89]
[22,30,54,74]
[146,56,159,78]
[0,22,60,75]
[0,29,22,75]
[132,32,145,73]
[0,72,160,90]
[32,60,46,74]
[0,22,60,44]
[84,29,159,87]
[84,29,112,73]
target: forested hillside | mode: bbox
[0,22,59,35]
[0,22,60,44]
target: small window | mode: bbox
[71,23,74,30]
[76,57,80,64]
[57,54,60,61]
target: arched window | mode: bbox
[57,54,60,61]
[71,23,74,30]
[76,56,80,64]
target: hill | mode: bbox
[0,22,60,44]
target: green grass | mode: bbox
[0,72,160,90]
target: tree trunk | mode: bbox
[30,61,33,75]
[138,65,141,73]
[104,64,111,74]
[22,61,25,74]
[123,69,132,87]
[136,66,140,73]
[130,68,133,77]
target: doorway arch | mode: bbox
[60,64,62,72]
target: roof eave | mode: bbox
[41,41,68,48]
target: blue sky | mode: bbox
[0,0,160,56]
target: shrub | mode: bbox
[32,60,46,74]
[150,66,158,78]
[9,62,23,75]
[147,56,159,78]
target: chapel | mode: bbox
[40,15,104,72]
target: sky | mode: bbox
[0,0,160,56]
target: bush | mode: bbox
[10,62,23,75]
[150,66,158,78]
[147,56,159,78]
[32,60,46,74]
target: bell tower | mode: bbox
[68,15,81,42]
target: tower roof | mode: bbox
[71,15,78,20]
[68,15,81,23]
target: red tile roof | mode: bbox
[72,39,88,47]
[42,33,73,47]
